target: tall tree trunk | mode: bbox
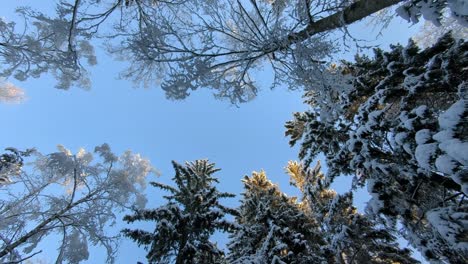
[276,0,404,50]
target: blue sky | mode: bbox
[0,1,425,263]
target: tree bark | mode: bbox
[278,0,404,49]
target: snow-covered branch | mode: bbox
[0,144,154,263]
[2,0,465,103]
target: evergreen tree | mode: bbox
[285,34,467,262]
[0,148,33,185]
[286,161,418,264]
[123,160,236,264]
[227,170,326,264]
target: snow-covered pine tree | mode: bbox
[285,33,467,262]
[0,148,33,185]
[287,161,418,264]
[123,160,236,264]
[227,170,326,264]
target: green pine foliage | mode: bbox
[287,161,418,264]
[122,160,236,264]
[285,33,468,262]
[227,170,326,264]
[121,160,421,263]
[0,148,34,185]
[227,163,418,264]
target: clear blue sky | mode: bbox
[0,1,425,263]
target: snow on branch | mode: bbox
[0,144,154,263]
